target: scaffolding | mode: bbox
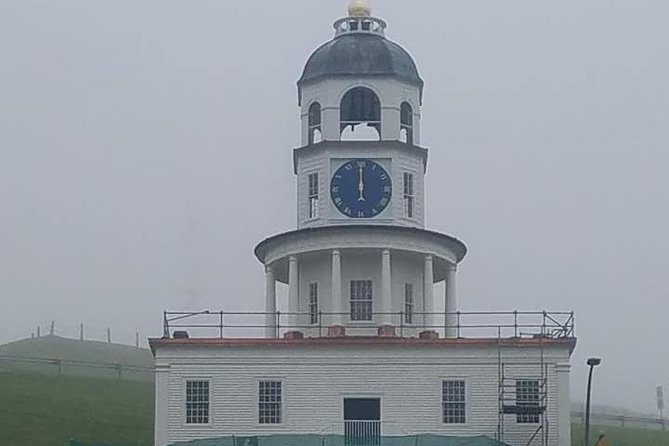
[497,329,549,446]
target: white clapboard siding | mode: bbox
[154,342,572,446]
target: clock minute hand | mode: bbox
[358,165,365,201]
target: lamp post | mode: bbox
[584,357,602,446]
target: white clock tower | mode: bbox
[152,4,576,445]
[255,1,467,338]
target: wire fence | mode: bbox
[22,321,148,348]
[572,411,668,431]
[0,354,153,382]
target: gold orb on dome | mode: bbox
[348,0,372,17]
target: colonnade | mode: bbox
[264,250,458,339]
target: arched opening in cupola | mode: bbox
[340,87,381,141]
[400,102,414,145]
[308,102,322,145]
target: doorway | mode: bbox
[344,398,381,444]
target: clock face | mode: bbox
[331,159,392,218]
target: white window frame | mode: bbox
[183,378,212,426]
[309,282,319,325]
[257,379,284,425]
[403,172,415,219]
[350,280,373,322]
[404,283,414,325]
[516,380,542,424]
[308,172,320,220]
[441,379,468,425]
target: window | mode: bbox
[350,280,373,321]
[309,282,319,325]
[308,102,322,144]
[404,283,414,324]
[403,172,415,219]
[442,380,466,424]
[400,102,414,144]
[308,173,319,219]
[258,380,282,424]
[516,380,541,424]
[186,380,210,424]
[340,87,381,141]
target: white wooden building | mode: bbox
[150,2,576,446]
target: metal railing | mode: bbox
[345,421,381,445]
[162,310,574,340]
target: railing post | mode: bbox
[457,311,461,338]
[219,311,224,339]
[514,311,518,338]
[399,311,404,337]
[319,311,323,338]
[276,311,281,338]
[163,311,169,338]
[542,311,547,336]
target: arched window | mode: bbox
[340,87,381,141]
[400,102,413,144]
[308,102,322,145]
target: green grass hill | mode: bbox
[0,336,153,381]
[0,371,153,446]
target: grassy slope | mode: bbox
[0,372,154,446]
[571,423,669,446]
[0,336,153,368]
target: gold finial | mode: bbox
[348,0,372,17]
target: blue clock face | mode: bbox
[331,159,392,218]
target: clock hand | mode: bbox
[358,164,365,201]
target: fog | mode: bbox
[1,0,668,414]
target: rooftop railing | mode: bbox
[162,310,574,340]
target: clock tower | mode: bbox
[255,1,467,337]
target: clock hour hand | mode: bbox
[358,164,365,201]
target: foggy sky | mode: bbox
[1,0,668,414]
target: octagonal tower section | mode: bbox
[257,4,466,339]
[295,9,427,229]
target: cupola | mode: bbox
[298,1,423,145]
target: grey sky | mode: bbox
[1,0,668,413]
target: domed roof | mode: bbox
[298,33,423,88]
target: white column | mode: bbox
[331,250,342,326]
[423,256,435,330]
[557,363,572,446]
[154,363,170,446]
[288,256,299,330]
[445,264,458,338]
[322,108,340,141]
[381,250,392,325]
[264,266,277,339]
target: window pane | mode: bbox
[442,381,466,424]
[404,284,414,324]
[516,380,541,424]
[350,280,373,321]
[186,380,210,424]
[259,381,283,424]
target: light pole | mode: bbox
[584,357,602,446]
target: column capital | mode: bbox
[332,249,341,257]
[447,263,457,273]
[289,256,298,263]
[265,264,274,275]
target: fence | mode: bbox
[162,310,575,340]
[572,411,667,431]
[0,355,153,382]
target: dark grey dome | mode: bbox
[298,33,423,88]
